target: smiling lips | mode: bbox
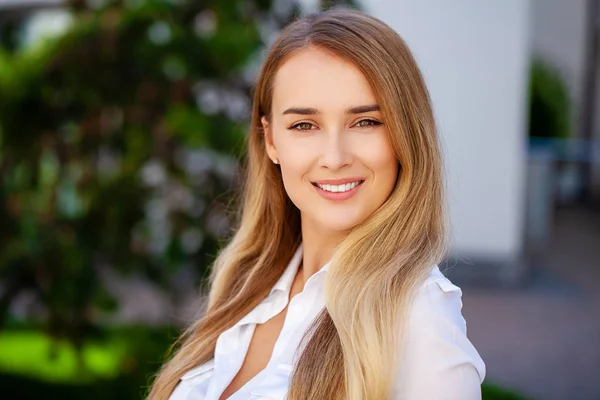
[311,178,365,200]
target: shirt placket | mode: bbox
[269,275,322,364]
[207,323,248,400]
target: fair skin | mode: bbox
[219,46,398,399]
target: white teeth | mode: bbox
[316,181,362,193]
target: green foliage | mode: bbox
[528,59,572,138]
[482,382,531,400]
[0,330,126,382]
[0,325,178,399]
[320,0,360,10]
[0,0,298,355]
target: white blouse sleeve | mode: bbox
[393,273,486,400]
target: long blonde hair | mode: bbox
[147,8,446,400]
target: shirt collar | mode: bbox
[269,243,304,296]
[233,243,330,328]
[234,244,304,328]
[270,243,332,295]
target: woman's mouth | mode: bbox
[311,179,365,201]
[312,180,364,193]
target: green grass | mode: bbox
[0,330,128,383]
[0,324,177,399]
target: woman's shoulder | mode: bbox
[408,264,467,339]
[422,264,462,294]
[394,265,486,398]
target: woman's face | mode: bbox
[263,47,398,233]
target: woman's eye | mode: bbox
[291,122,315,131]
[355,119,382,128]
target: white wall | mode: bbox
[359,0,531,260]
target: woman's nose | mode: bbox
[318,131,353,170]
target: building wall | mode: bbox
[360,0,530,269]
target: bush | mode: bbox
[528,59,572,139]
[0,0,298,350]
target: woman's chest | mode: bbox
[218,308,289,399]
[170,286,326,399]
[170,357,294,400]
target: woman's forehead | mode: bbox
[270,47,378,115]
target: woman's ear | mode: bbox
[262,116,278,163]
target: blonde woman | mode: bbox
[149,7,485,400]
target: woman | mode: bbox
[149,7,485,400]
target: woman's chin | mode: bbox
[315,214,365,233]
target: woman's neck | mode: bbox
[299,216,349,285]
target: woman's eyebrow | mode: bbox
[346,104,380,114]
[281,104,380,115]
[282,107,319,115]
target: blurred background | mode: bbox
[0,0,598,399]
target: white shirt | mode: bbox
[170,244,486,400]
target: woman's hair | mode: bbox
[147,7,446,400]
